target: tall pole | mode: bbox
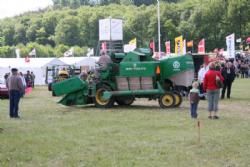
[157,0,161,58]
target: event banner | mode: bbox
[149,39,155,53]
[187,40,193,48]
[198,39,205,54]
[99,19,123,41]
[165,41,171,54]
[183,39,186,54]
[124,38,137,53]
[226,33,235,58]
[175,36,183,54]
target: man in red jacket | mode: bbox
[203,62,224,119]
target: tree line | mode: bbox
[0,0,249,58]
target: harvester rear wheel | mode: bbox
[159,92,175,108]
[94,86,114,108]
[116,97,134,106]
[173,91,182,107]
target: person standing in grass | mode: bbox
[189,81,200,119]
[203,62,224,119]
[221,62,235,99]
[31,71,35,88]
[6,68,24,118]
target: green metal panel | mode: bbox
[58,89,89,106]
[159,55,194,79]
[52,77,87,96]
[103,82,165,100]
[119,61,159,77]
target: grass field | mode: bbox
[0,79,250,167]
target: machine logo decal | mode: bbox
[173,61,181,71]
[173,61,180,68]
[125,63,146,71]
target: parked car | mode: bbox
[0,79,9,98]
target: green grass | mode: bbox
[0,79,250,167]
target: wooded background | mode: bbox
[0,0,249,57]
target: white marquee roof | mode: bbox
[0,58,66,68]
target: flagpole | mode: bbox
[157,0,161,58]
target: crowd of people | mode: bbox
[235,54,250,78]
[188,55,249,120]
[4,70,35,89]
[4,69,35,118]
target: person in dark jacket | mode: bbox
[221,62,235,99]
[189,81,200,119]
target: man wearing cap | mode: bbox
[6,68,24,118]
[97,51,112,71]
[95,51,113,80]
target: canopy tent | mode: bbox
[59,57,99,66]
[59,56,99,72]
[0,58,66,85]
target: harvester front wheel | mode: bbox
[116,97,134,106]
[173,91,182,107]
[94,86,114,108]
[159,92,175,108]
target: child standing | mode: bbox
[189,81,200,119]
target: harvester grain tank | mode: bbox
[52,48,194,108]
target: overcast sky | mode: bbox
[0,0,53,19]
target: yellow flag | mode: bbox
[175,36,183,54]
[129,38,137,45]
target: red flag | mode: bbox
[246,37,250,44]
[149,39,155,53]
[25,56,30,63]
[165,41,171,54]
[198,39,205,54]
[101,42,107,52]
[213,48,219,53]
[219,48,224,55]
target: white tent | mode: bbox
[59,57,84,66]
[0,58,66,85]
[59,56,99,72]
[59,57,99,66]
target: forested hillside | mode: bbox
[0,0,249,57]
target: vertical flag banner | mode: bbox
[149,39,155,53]
[246,37,250,44]
[175,36,183,54]
[236,38,241,43]
[101,42,107,52]
[165,41,171,54]
[64,47,74,57]
[219,48,224,56]
[124,38,137,53]
[25,56,30,63]
[187,40,193,48]
[198,39,205,54]
[29,48,36,57]
[129,38,137,47]
[183,39,186,54]
[15,48,20,58]
[226,33,235,58]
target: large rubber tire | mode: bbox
[116,97,134,106]
[52,90,56,96]
[94,85,114,108]
[159,92,175,108]
[173,91,182,107]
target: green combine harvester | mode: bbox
[52,48,194,108]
